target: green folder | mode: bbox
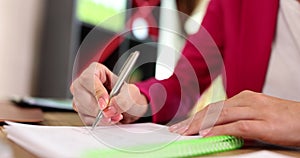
[82,135,243,158]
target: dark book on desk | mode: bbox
[11,96,74,111]
[0,101,43,123]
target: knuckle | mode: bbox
[90,62,106,73]
[72,80,80,95]
[220,107,229,120]
[83,62,102,78]
[239,90,254,96]
[70,83,74,94]
[72,102,78,112]
[184,128,194,135]
[89,62,99,69]
[79,71,92,85]
[248,92,266,104]
[236,121,251,133]
[239,90,264,101]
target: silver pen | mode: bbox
[91,51,140,130]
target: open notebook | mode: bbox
[4,122,243,158]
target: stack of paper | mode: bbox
[4,122,197,158]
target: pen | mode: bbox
[91,51,140,130]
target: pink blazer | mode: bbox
[136,0,279,124]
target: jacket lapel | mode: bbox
[235,0,279,94]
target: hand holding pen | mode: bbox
[92,51,140,129]
[70,51,149,128]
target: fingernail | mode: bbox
[199,129,211,137]
[108,106,117,113]
[111,114,123,123]
[117,114,123,121]
[98,98,107,110]
[176,125,189,134]
[103,106,117,117]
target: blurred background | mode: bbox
[0,0,216,104]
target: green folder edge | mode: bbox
[81,135,244,158]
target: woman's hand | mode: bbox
[169,90,300,147]
[70,62,149,126]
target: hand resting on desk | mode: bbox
[169,90,300,147]
[70,62,148,126]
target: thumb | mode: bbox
[94,75,110,110]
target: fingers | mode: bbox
[94,75,110,106]
[168,112,205,135]
[94,113,123,126]
[70,62,142,125]
[169,118,198,135]
[78,64,110,105]
[200,120,266,140]
[72,81,99,117]
[111,114,123,123]
[78,110,122,126]
[212,106,257,127]
[120,113,140,124]
[71,62,113,117]
[101,99,124,123]
[169,102,258,136]
[78,113,98,126]
[101,84,134,118]
[103,105,118,117]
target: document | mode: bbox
[4,122,198,158]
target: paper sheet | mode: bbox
[4,122,197,158]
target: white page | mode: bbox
[5,122,105,157]
[4,122,198,158]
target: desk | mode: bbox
[1,111,300,157]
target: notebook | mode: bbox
[4,122,243,158]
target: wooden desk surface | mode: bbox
[1,111,300,158]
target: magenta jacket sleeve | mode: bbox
[135,0,225,124]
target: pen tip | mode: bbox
[91,122,97,131]
[91,125,96,131]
